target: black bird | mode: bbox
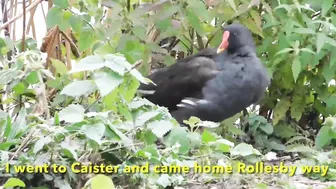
[139,23,270,123]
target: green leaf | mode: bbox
[147,120,173,138]
[58,11,72,32]
[186,10,204,36]
[215,139,234,153]
[13,82,25,95]
[316,33,326,52]
[188,0,211,21]
[104,54,148,84]
[321,0,333,16]
[276,48,293,55]
[315,126,331,149]
[259,123,273,135]
[290,95,305,121]
[292,56,301,82]
[3,178,26,188]
[78,31,95,51]
[201,130,216,143]
[33,136,52,153]
[249,10,262,29]
[227,0,237,12]
[135,111,160,126]
[91,175,115,189]
[81,123,105,145]
[54,0,69,8]
[165,127,190,154]
[293,28,315,34]
[273,99,291,125]
[59,104,85,123]
[93,72,123,97]
[61,80,96,97]
[325,36,336,48]
[231,143,261,157]
[4,115,12,139]
[69,15,83,33]
[51,58,68,74]
[70,55,105,73]
[240,17,264,38]
[25,71,39,84]
[46,7,63,29]
[273,123,298,139]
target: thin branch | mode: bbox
[59,30,80,59]
[21,0,27,52]
[0,0,43,31]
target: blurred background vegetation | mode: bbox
[1,0,336,188]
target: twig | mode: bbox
[9,129,36,161]
[59,30,80,59]
[0,0,43,31]
[101,142,144,153]
[26,0,38,38]
[21,0,27,52]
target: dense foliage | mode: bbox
[1,0,336,188]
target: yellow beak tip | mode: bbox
[217,48,224,54]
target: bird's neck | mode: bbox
[227,45,256,56]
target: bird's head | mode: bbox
[217,23,256,54]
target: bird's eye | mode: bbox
[233,33,238,36]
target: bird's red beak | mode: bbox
[217,31,230,54]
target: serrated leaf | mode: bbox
[188,0,211,21]
[250,10,262,28]
[187,132,202,148]
[292,57,301,82]
[227,0,237,12]
[69,55,105,73]
[286,144,316,153]
[93,72,123,97]
[316,33,326,52]
[300,48,315,54]
[290,96,305,121]
[81,123,105,145]
[91,175,115,189]
[46,7,63,28]
[293,28,315,34]
[240,17,264,38]
[315,126,331,149]
[156,174,171,188]
[215,139,234,153]
[321,0,333,16]
[273,99,291,125]
[325,36,336,48]
[165,127,190,154]
[59,104,85,123]
[135,111,160,126]
[186,10,204,35]
[276,48,293,55]
[33,136,52,153]
[147,120,173,138]
[60,80,96,97]
[231,143,261,157]
[3,178,26,188]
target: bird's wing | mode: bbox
[172,54,270,123]
[138,48,220,111]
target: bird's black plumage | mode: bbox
[139,23,270,123]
